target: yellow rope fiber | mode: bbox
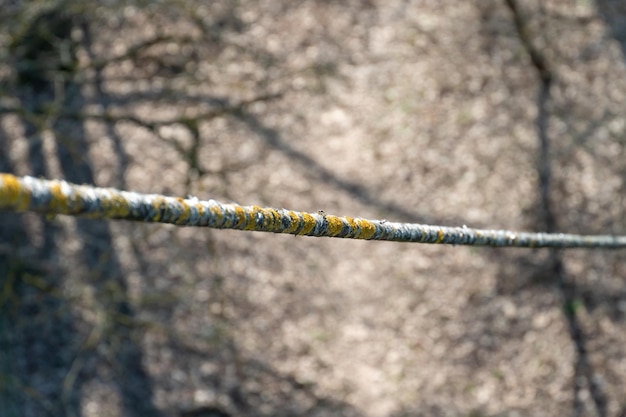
[1,173,625,248]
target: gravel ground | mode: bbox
[1,1,625,416]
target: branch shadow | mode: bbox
[476,2,626,416]
[234,109,446,225]
[596,0,626,60]
[3,3,160,416]
[1,2,370,416]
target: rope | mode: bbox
[0,173,624,249]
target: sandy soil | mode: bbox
[1,1,625,416]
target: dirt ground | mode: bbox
[1,1,625,416]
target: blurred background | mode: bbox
[0,0,625,416]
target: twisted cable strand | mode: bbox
[1,173,625,248]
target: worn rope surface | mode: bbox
[1,173,624,248]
